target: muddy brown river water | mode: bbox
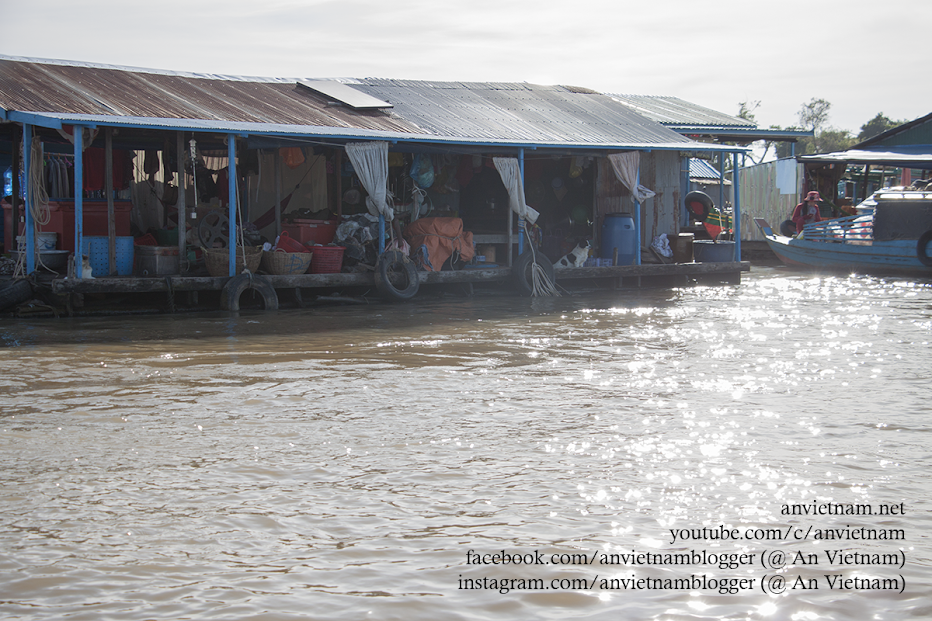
[1,267,930,620]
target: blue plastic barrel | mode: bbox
[600,213,636,265]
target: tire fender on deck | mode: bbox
[917,230,932,267]
[512,250,555,297]
[220,273,279,311]
[374,250,420,301]
[0,279,33,311]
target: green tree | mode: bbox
[798,98,832,132]
[857,113,902,141]
[735,101,767,163]
[773,99,855,157]
[815,128,854,153]
[737,100,760,124]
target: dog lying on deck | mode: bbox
[554,241,591,268]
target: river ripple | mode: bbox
[1,267,930,620]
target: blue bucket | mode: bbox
[600,213,636,265]
[81,236,134,276]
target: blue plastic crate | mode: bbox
[81,236,134,276]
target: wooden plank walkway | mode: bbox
[50,261,749,294]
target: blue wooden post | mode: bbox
[733,152,742,261]
[719,153,725,208]
[518,148,525,255]
[378,213,385,254]
[634,167,641,265]
[74,128,85,278]
[23,124,34,274]
[228,134,237,277]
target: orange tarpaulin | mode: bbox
[403,217,474,272]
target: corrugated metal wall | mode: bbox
[594,151,683,252]
[738,159,803,240]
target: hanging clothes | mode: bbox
[83,148,106,192]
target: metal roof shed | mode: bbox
[0,55,747,279]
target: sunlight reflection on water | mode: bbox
[0,268,930,620]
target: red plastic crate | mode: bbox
[281,219,338,245]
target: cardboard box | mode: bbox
[476,244,496,263]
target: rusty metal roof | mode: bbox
[0,56,420,136]
[0,56,740,152]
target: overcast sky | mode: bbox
[2,0,927,135]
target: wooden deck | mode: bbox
[50,261,750,294]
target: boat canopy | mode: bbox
[872,194,932,241]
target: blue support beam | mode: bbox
[718,153,725,210]
[23,125,34,274]
[74,128,84,277]
[634,167,641,265]
[378,214,385,254]
[518,148,525,255]
[228,134,237,277]
[733,152,742,261]
[8,111,68,130]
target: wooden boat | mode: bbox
[754,191,932,276]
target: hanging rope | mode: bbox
[13,133,53,277]
[29,137,51,226]
[522,222,560,297]
[234,170,249,274]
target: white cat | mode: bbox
[554,241,591,268]
[80,255,94,279]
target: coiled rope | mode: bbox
[522,221,560,297]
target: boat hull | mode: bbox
[762,234,932,276]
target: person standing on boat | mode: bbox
[792,191,823,234]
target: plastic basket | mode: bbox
[203,246,262,277]
[275,231,310,253]
[261,250,314,275]
[309,245,345,274]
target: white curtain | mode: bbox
[492,157,539,224]
[345,141,394,221]
[608,152,656,203]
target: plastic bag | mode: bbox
[280,147,305,169]
[410,153,434,189]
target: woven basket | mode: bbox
[203,246,263,277]
[261,250,314,275]
[309,245,345,274]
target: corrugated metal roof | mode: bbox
[798,149,932,167]
[0,56,421,136]
[853,112,932,150]
[690,158,726,180]
[349,79,695,147]
[608,94,754,129]
[0,56,740,152]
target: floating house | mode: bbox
[798,112,932,203]
[0,55,753,313]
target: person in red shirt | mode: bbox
[792,191,822,234]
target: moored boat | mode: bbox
[754,191,932,276]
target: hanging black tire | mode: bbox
[375,250,419,301]
[684,191,713,222]
[0,279,33,311]
[220,273,279,311]
[512,250,555,297]
[917,230,932,267]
